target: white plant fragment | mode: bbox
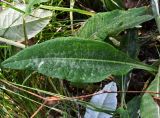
[84,82,117,118]
[0,4,52,41]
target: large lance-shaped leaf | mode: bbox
[140,65,160,118]
[84,82,117,118]
[1,37,157,83]
[0,4,52,41]
[77,7,153,40]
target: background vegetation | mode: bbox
[0,0,160,118]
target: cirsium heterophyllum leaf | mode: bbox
[1,37,157,83]
[77,7,153,40]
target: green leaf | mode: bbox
[140,93,159,118]
[120,29,139,58]
[127,96,141,118]
[140,65,160,118]
[115,107,129,118]
[1,37,157,83]
[0,4,52,41]
[26,0,49,14]
[39,5,95,16]
[77,7,153,40]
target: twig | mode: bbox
[30,96,60,118]
[1,79,160,101]
[30,100,47,118]
[154,96,160,101]
[2,79,160,117]
[73,90,160,100]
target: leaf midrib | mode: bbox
[3,57,156,72]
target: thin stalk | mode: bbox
[39,5,95,16]
[30,100,47,118]
[0,37,25,48]
[151,0,160,33]
[70,0,75,33]
[23,16,28,47]
[0,87,63,114]
[156,65,160,98]
[120,76,126,107]
[0,79,66,99]
[22,71,37,85]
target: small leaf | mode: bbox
[1,37,157,83]
[77,7,153,40]
[84,82,117,118]
[140,65,160,118]
[116,107,130,118]
[0,4,52,41]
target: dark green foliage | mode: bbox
[0,0,160,117]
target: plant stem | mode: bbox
[39,5,95,16]
[151,0,160,33]
[23,16,28,47]
[70,0,75,33]
[0,37,25,48]
[120,76,126,107]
